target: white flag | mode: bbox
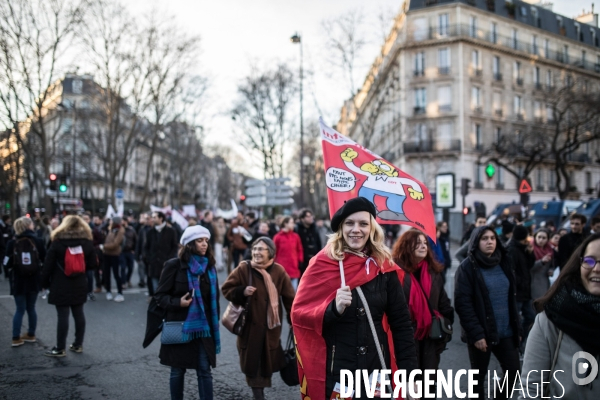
[171,209,189,230]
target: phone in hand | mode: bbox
[185,292,192,300]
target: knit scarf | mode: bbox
[533,242,554,261]
[545,282,600,356]
[408,260,440,340]
[184,255,221,353]
[474,248,502,269]
[251,259,281,329]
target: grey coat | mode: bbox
[520,312,600,399]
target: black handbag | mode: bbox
[414,277,453,342]
[279,329,299,386]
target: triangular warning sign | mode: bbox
[519,179,532,194]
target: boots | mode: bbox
[251,387,264,400]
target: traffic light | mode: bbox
[240,195,246,204]
[485,164,496,179]
[461,178,471,196]
[59,175,68,193]
[463,206,472,215]
[49,173,57,191]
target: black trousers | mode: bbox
[56,304,85,350]
[467,337,520,399]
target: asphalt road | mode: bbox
[0,259,504,399]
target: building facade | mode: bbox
[338,0,600,224]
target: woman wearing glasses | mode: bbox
[221,237,295,400]
[519,233,600,399]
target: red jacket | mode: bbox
[273,230,304,279]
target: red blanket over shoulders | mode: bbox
[291,248,404,400]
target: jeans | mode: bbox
[119,252,135,284]
[12,292,38,338]
[104,255,123,294]
[56,304,85,350]
[169,342,213,400]
[467,337,520,399]
[137,259,146,284]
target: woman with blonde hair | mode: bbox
[3,217,46,347]
[41,215,97,357]
[292,197,417,399]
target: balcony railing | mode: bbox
[534,82,542,90]
[567,152,590,163]
[493,72,503,81]
[516,78,524,86]
[414,70,425,77]
[413,106,426,115]
[408,24,600,75]
[438,104,452,113]
[438,66,451,75]
[473,106,483,114]
[403,139,461,154]
[516,113,525,121]
[494,109,503,117]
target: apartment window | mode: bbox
[557,16,564,35]
[532,7,540,26]
[62,118,73,134]
[566,75,573,87]
[549,169,556,189]
[469,16,477,38]
[497,166,504,186]
[476,164,484,184]
[536,169,544,189]
[493,56,501,80]
[564,45,569,63]
[495,127,502,143]
[592,29,598,46]
[438,86,451,112]
[546,104,554,122]
[475,124,482,149]
[493,92,502,115]
[414,88,427,114]
[491,22,498,43]
[546,70,553,88]
[586,172,592,191]
[514,61,522,85]
[472,50,481,74]
[534,101,542,119]
[582,50,587,66]
[415,123,427,143]
[438,14,449,36]
[532,35,538,55]
[534,67,540,88]
[544,39,550,58]
[575,23,582,41]
[72,79,82,94]
[438,48,450,74]
[471,87,482,110]
[512,29,518,49]
[514,95,524,119]
[415,52,425,76]
[438,122,453,142]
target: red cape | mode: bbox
[291,249,404,400]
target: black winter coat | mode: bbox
[454,226,522,348]
[557,231,587,267]
[41,229,97,306]
[155,258,220,369]
[322,271,417,397]
[144,226,179,279]
[3,230,46,296]
[506,239,536,301]
[401,269,454,369]
[295,222,322,266]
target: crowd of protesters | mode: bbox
[2,200,600,399]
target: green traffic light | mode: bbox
[485,164,496,178]
[59,184,68,192]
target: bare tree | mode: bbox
[232,63,296,179]
[0,0,86,212]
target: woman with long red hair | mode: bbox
[392,229,454,373]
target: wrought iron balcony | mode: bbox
[403,139,461,154]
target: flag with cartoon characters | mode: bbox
[320,118,436,240]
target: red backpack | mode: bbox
[63,246,85,277]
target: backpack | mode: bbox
[63,246,86,277]
[13,237,40,276]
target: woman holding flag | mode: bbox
[292,197,418,399]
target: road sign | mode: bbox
[115,188,125,199]
[518,178,533,194]
[244,177,294,207]
[435,173,455,208]
[246,186,267,196]
[245,179,265,187]
[245,196,267,207]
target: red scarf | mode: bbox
[533,242,554,261]
[291,248,401,400]
[408,260,439,340]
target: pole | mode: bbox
[299,36,304,208]
[461,194,466,235]
[71,101,76,199]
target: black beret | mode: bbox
[331,197,377,232]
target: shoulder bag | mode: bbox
[279,328,300,386]
[221,261,253,335]
[414,276,453,342]
[161,320,192,345]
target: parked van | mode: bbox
[528,200,582,230]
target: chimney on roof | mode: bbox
[575,4,599,26]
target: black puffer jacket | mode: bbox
[3,230,46,296]
[41,229,97,306]
[322,271,417,397]
[506,239,536,301]
[155,258,220,369]
[454,226,522,348]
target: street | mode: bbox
[0,260,505,400]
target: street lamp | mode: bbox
[290,32,304,207]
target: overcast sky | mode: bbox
[125,0,595,177]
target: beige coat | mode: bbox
[103,226,124,256]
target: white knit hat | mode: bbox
[180,225,211,246]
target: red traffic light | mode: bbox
[240,195,246,201]
[463,207,470,215]
[49,173,57,181]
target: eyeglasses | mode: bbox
[253,247,268,252]
[581,256,600,269]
